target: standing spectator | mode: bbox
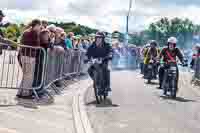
[55,27,64,44]
[81,39,89,50]
[32,29,52,97]
[73,36,80,49]
[65,32,74,49]
[41,20,48,30]
[0,10,18,55]
[53,27,65,87]
[55,31,67,49]
[17,19,42,99]
[191,43,200,69]
[47,24,56,46]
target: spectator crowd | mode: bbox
[0,10,155,99]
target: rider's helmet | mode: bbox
[195,43,200,49]
[95,31,105,39]
[167,37,177,48]
[145,43,150,48]
[149,40,158,47]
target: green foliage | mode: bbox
[126,17,200,47]
[112,31,124,42]
[5,24,21,42]
[1,21,98,42]
[49,22,97,35]
[146,17,199,48]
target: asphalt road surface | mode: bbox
[86,70,200,133]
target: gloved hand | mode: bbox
[103,55,112,61]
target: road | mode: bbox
[0,78,92,133]
[86,70,200,133]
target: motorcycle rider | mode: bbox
[158,37,185,92]
[86,32,112,93]
[140,43,150,74]
[143,40,160,79]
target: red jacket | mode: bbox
[20,29,40,57]
[192,53,200,59]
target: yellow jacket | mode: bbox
[144,48,160,64]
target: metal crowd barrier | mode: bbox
[194,57,200,82]
[0,43,46,99]
[0,43,87,99]
[44,48,84,89]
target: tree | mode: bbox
[146,17,197,47]
[5,24,21,42]
[112,31,124,42]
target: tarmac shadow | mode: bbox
[160,95,196,103]
[145,81,159,85]
[86,98,119,108]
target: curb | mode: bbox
[72,80,94,133]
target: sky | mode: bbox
[1,0,200,32]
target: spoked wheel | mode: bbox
[171,91,177,99]
[170,79,177,99]
[147,79,151,84]
[93,71,101,104]
[94,84,100,104]
[99,96,103,102]
[103,94,107,100]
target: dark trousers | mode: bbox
[88,62,110,88]
[159,66,165,87]
[140,63,144,74]
[32,50,46,95]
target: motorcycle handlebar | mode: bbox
[84,55,112,64]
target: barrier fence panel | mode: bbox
[194,57,200,81]
[0,45,22,89]
[44,47,65,88]
[0,43,47,98]
[63,50,72,76]
[44,48,85,89]
[0,42,88,99]
[79,51,88,74]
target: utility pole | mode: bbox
[124,0,133,46]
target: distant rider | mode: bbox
[144,40,160,79]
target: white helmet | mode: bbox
[145,43,150,47]
[167,37,177,44]
[195,43,200,48]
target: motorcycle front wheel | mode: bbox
[147,79,151,84]
[170,78,177,99]
[93,84,100,104]
[93,72,101,104]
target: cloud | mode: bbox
[1,0,200,32]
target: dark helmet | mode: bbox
[0,10,5,17]
[95,31,105,38]
[149,40,158,47]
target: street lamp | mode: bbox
[124,0,133,46]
